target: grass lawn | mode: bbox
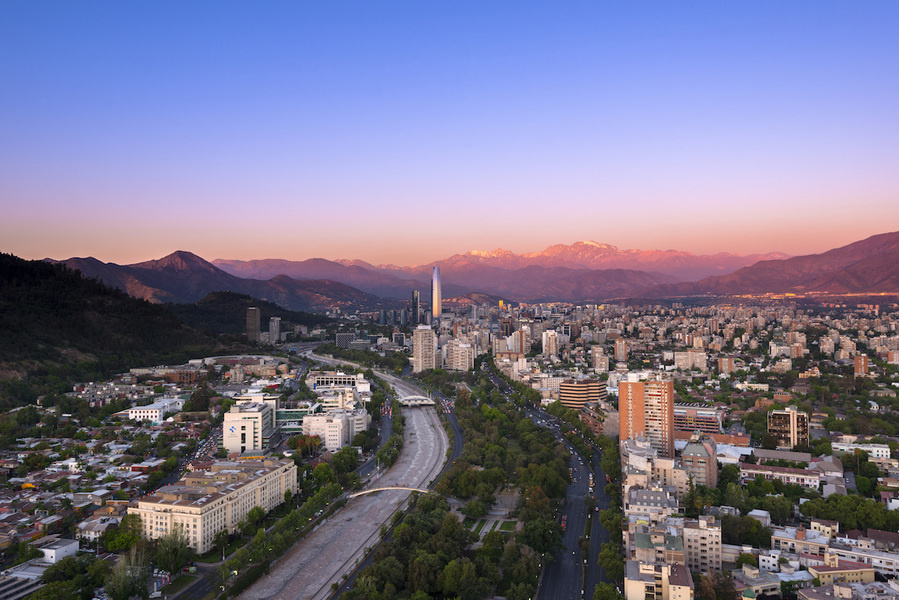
[490,521,499,531]
[499,521,517,531]
[163,574,196,594]
[462,517,476,529]
[473,520,487,535]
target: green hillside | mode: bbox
[0,253,238,406]
[166,290,331,335]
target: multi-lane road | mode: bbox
[487,368,612,600]
[234,353,449,600]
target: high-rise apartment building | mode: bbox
[444,339,475,372]
[619,374,674,458]
[767,405,809,449]
[431,267,442,324]
[412,325,437,373]
[542,330,559,358]
[269,316,281,344]
[682,516,722,574]
[615,338,628,362]
[681,433,718,488]
[854,355,869,377]
[246,307,261,343]
[718,357,735,374]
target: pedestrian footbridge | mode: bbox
[349,486,431,498]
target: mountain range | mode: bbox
[46,232,899,309]
[53,252,386,312]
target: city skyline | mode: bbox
[2,2,898,265]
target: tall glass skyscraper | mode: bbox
[431,266,442,324]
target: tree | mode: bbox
[154,524,195,575]
[102,514,142,553]
[597,542,624,583]
[736,553,757,568]
[331,446,359,474]
[312,462,336,486]
[106,545,151,600]
[594,582,625,600]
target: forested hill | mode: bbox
[166,291,330,335]
[0,253,234,406]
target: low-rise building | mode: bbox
[771,526,830,557]
[130,459,297,555]
[126,398,185,424]
[624,561,694,600]
[739,462,821,490]
[807,554,876,586]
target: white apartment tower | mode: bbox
[413,325,437,373]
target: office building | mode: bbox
[223,403,277,455]
[335,332,355,349]
[130,459,297,554]
[559,379,606,410]
[431,266,442,323]
[412,290,420,324]
[412,325,437,373]
[767,405,809,449]
[302,409,371,452]
[619,374,675,458]
[269,316,281,344]
[246,307,261,343]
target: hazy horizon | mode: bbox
[3,2,898,266]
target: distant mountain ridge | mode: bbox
[647,231,899,296]
[211,240,789,302]
[51,251,388,312]
[48,232,899,308]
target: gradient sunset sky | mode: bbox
[2,2,898,266]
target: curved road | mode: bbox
[236,355,448,600]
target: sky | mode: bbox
[2,2,898,266]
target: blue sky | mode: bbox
[2,2,897,264]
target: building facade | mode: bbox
[412,326,437,373]
[620,374,675,458]
[767,406,809,449]
[130,459,297,555]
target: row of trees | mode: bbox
[217,482,343,585]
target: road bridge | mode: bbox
[398,395,436,407]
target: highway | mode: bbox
[234,352,448,600]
